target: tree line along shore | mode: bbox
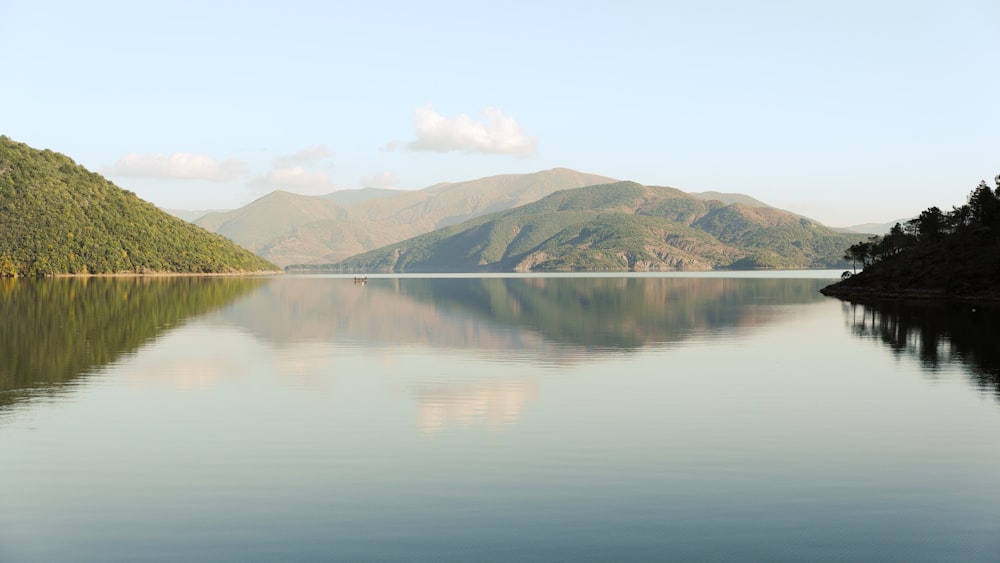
[822,174,1000,302]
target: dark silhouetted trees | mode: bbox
[848,174,1000,272]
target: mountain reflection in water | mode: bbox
[208,276,834,435]
[218,276,831,354]
[1,275,831,426]
[0,276,266,411]
[4,275,1000,562]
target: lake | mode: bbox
[2,273,999,562]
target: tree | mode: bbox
[910,206,945,243]
[947,204,972,231]
[844,240,871,273]
[968,180,999,227]
[881,222,915,256]
[0,253,17,277]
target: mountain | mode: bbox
[0,136,279,276]
[194,168,617,266]
[690,191,773,208]
[839,218,913,235]
[195,190,351,250]
[162,208,225,222]
[321,187,402,205]
[322,181,862,272]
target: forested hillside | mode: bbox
[321,182,861,272]
[194,168,616,266]
[0,136,278,276]
[822,174,1000,300]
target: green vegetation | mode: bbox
[305,182,862,273]
[0,136,279,276]
[823,175,1000,300]
[196,168,616,266]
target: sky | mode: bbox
[1,0,998,226]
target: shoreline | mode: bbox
[819,283,1000,304]
[4,270,283,279]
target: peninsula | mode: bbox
[821,175,1000,301]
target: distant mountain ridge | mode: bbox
[689,191,773,208]
[163,208,225,222]
[195,168,617,266]
[838,218,913,235]
[321,187,402,205]
[320,181,861,272]
[183,167,866,270]
[0,136,278,276]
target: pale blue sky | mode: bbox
[2,0,997,225]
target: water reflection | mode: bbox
[0,277,266,411]
[202,276,835,434]
[6,276,1000,561]
[842,300,1000,400]
[414,379,538,436]
[218,276,831,355]
[1,275,833,424]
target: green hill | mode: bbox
[195,190,352,254]
[319,181,862,272]
[194,168,617,266]
[0,136,279,276]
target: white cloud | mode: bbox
[249,166,334,193]
[407,105,538,156]
[361,171,398,188]
[273,145,334,168]
[101,152,249,181]
[248,145,338,194]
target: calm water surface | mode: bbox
[2,274,999,561]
